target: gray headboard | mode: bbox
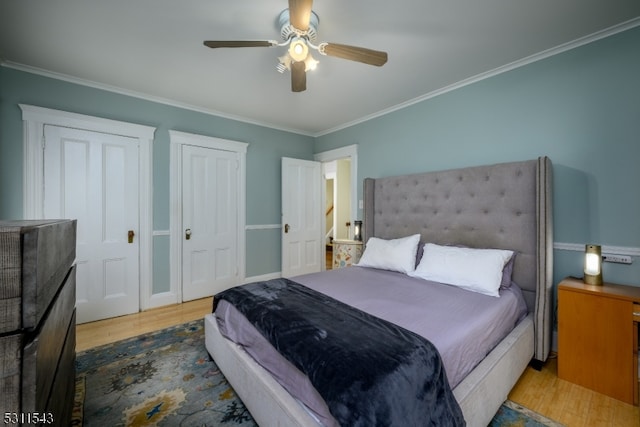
[363,157,553,362]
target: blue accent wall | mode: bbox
[316,26,640,287]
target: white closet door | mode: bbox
[182,144,238,301]
[43,125,140,323]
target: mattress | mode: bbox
[214,266,527,425]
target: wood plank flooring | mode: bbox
[76,298,640,426]
[75,297,213,352]
[510,356,640,426]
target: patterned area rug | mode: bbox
[73,320,255,426]
[73,319,563,426]
[489,400,565,427]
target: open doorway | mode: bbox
[314,145,358,271]
[323,158,352,269]
[325,175,334,269]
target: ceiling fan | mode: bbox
[203,0,388,92]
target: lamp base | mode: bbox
[583,273,603,285]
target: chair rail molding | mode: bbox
[554,242,640,257]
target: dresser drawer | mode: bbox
[22,266,76,414]
[634,304,640,323]
[0,220,76,333]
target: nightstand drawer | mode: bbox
[634,304,640,322]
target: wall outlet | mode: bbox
[602,253,633,264]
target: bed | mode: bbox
[205,156,553,427]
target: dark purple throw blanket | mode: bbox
[213,278,465,427]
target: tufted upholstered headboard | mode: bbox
[362,156,553,363]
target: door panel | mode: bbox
[103,144,127,241]
[43,125,140,323]
[282,157,322,277]
[182,145,238,301]
[104,258,126,296]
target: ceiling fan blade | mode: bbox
[288,0,313,31]
[322,43,388,66]
[291,61,307,92]
[203,40,275,48]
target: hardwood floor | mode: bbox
[75,297,213,352]
[76,299,640,426]
[510,355,639,426]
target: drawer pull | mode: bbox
[634,312,640,317]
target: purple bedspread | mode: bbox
[215,266,527,426]
[293,267,528,388]
[214,277,465,427]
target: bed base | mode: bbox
[204,156,551,426]
[205,314,319,427]
[205,312,534,427]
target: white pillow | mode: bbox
[409,243,514,297]
[356,234,421,274]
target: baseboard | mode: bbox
[146,291,179,309]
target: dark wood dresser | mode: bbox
[0,220,77,426]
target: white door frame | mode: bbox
[314,144,358,269]
[20,104,156,310]
[169,130,247,302]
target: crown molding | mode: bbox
[3,16,639,139]
[315,17,640,137]
[1,61,315,137]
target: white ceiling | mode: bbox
[1,0,639,136]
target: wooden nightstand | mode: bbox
[558,276,640,405]
[332,239,363,268]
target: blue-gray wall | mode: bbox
[0,67,314,291]
[316,25,640,287]
[1,24,639,296]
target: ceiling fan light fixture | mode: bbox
[204,3,387,93]
[277,53,292,73]
[289,37,309,62]
[304,53,319,71]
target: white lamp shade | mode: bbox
[585,252,601,275]
[584,244,603,285]
[288,38,309,62]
